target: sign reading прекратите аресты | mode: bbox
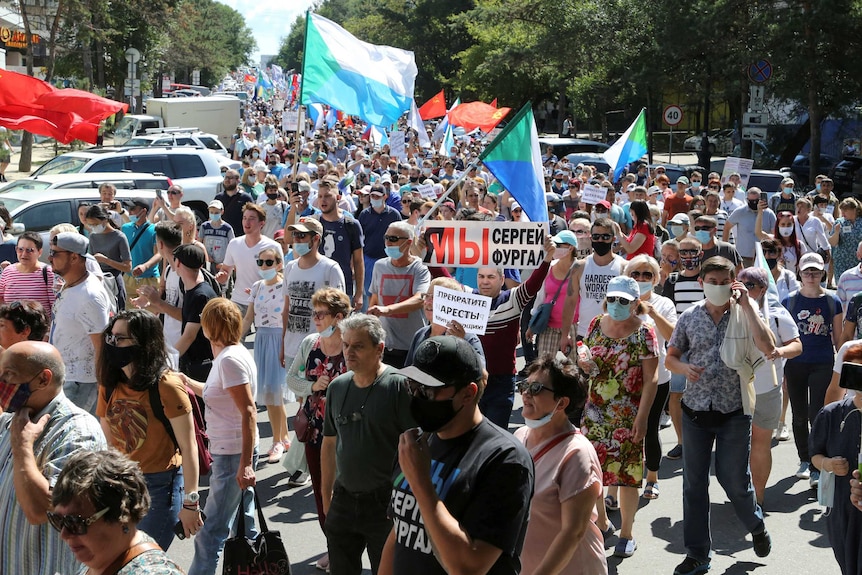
[432,286,492,335]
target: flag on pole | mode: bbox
[479,103,547,223]
[362,124,389,146]
[602,108,648,182]
[438,122,454,156]
[325,107,337,129]
[433,98,460,141]
[409,99,431,148]
[448,101,511,132]
[307,103,325,131]
[418,89,446,120]
[301,12,417,127]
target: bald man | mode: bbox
[0,341,107,575]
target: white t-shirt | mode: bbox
[49,274,112,383]
[203,344,258,454]
[577,255,626,337]
[223,235,283,305]
[833,339,862,399]
[255,199,288,239]
[639,292,677,384]
[163,264,183,349]
[753,305,799,394]
[282,257,345,357]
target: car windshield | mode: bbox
[0,197,30,212]
[0,180,52,193]
[125,138,151,147]
[32,155,89,175]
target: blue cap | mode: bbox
[552,230,578,247]
[606,276,640,301]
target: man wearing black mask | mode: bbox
[558,217,627,355]
[214,169,255,237]
[382,336,533,575]
[723,188,776,267]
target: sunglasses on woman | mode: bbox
[46,507,110,536]
[516,380,556,396]
[256,259,277,267]
[606,296,633,305]
[629,271,653,280]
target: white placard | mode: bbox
[416,184,436,199]
[580,184,606,205]
[389,130,406,160]
[272,98,285,111]
[421,220,547,269]
[721,157,754,189]
[432,286,492,335]
[282,110,299,132]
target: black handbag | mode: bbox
[223,490,291,575]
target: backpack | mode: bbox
[106,373,213,476]
[785,290,836,326]
[177,266,224,298]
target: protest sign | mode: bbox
[421,220,547,269]
[416,184,436,199]
[721,157,754,189]
[432,286,492,334]
[389,130,406,160]
[282,110,299,132]
[581,184,606,205]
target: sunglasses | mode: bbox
[49,249,70,258]
[708,186,720,190]
[517,380,555,396]
[105,333,135,346]
[384,235,408,243]
[47,507,110,536]
[512,209,522,214]
[256,259,277,267]
[407,379,454,400]
[16,247,37,254]
[401,199,411,204]
[591,233,613,241]
[679,249,700,256]
[606,296,634,305]
[693,226,714,231]
[292,232,310,240]
[629,271,654,280]
[743,282,759,290]
[167,190,181,196]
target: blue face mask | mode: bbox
[694,230,712,245]
[319,325,336,338]
[370,197,385,209]
[524,400,561,429]
[607,301,632,321]
[128,214,138,224]
[816,183,822,192]
[385,245,403,259]
[258,268,277,281]
[637,281,653,296]
[293,242,312,257]
[209,213,221,222]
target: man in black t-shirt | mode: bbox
[382,336,534,575]
[172,244,216,381]
[214,169,255,236]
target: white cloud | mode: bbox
[214,0,316,63]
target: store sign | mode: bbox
[0,27,41,49]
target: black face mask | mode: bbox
[409,394,462,432]
[105,342,137,370]
[766,257,778,269]
[409,176,419,183]
[266,193,278,200]
[748,200,759,210]
[592,241,613,256]
[681,255,701,270]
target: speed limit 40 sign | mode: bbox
[663,105,683,126]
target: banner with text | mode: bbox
[721,157,754,189]
[421,221,547,269]
[432,286,492,334]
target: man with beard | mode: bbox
[558,217,627,354]
[214,169,255,236]
[314,177,365,310]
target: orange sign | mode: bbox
[0,27,41,49]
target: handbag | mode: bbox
[223,490,291,575]
[294,391,323,443]
[528,262,576,335]
[798,224,830,264]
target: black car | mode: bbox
[784,154,837,187]
[830,156,862,199]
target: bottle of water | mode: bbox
[576,341,599,377]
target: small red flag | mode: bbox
[490,98,498,108]
[447,101,511,132]
[418,90,447,120]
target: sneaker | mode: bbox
[795,462,811,480]
[600,520,617,542]
[613,537,637,558]
[288,470,311,487]
[267,442,285,464]
[775,423,790,441]
[315,553,330,572]
[810,470,820,489]
[660,413,672,429]
[673,556,710,575]
[666,444,683,460]
[752,529,771,557]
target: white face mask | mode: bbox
[553,247,572,260]
[524,400,561,429]
[702,283,732,306]
[778,226,794,237]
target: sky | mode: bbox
[215,0,317,65]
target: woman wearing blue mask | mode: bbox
[240,247,288,463]
[580,275,659,559]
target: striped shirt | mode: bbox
[0,392,107,575]
[663,272,705,314]
[0,264,56,320]
[836,264,862,311]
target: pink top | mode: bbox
[514,426,608,575]
[541,267,570,329]
[0,264,56,320]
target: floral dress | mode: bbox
[301,338,347,447]
[832,216,862,279]
[582,314,657,488]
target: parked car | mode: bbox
[0,172,171,195]
[646,163,706,185]
[564,153,612,176]
[541,138,610,158]
[123,130,229,156]
[747,169,787,197]
[781,153,837,188]
[683,129,736,155]
[29,146,234,220]
[830,156,862,199]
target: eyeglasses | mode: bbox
[256,259,277,267]
[292,232,310,240]
[49,249,70,258]
[407,379,454,400]
[384,235,408,243]
[512,209,522,213]
[517,380,555,396]
[693,226,714,231]
[606,296,634,305]
[167,190,181,196]
[573,229,589,236]
[312,310,332,320]
[47,507,110,536]
[743,282,759,290]
[15,247,37,254]
[679,249,700,256]
[629,271,654,280]
[591,233,613,241]
[800,269,822,277]
[105,333,135,346]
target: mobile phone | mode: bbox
[156,188,165,202]
[290,182,299,194]
[759,191,767,203]
[839,362,862,391]
[174,512,206,540]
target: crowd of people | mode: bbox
[2,106,862,575]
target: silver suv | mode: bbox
[124,129,229,156]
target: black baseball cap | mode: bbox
[397,336,482,388]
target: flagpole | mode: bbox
[415,161,478,231]
[292,9,312,184]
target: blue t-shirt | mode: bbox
[454,267,522,291]
[121,221,159,278]
[781,291,842,364]
[358,206,402,260]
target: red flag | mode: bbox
[447,101,511,132]
[0,70,127,144]
[490,98,498,108]
[418,90,447,120]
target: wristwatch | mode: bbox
[183,491,200,504]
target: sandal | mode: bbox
[643,481,659,500]
[604,495,619,511]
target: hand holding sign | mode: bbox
[432,286,492,335]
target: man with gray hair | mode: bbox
[368,221,430,368]
[0,340,107,575]
[321,313,416,575]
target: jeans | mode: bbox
[362,255,378,313]
[188,453,259,575]
[682,410,764,562]
[479,374,515,428]
[138,467,183,551]
[784,362,832,467]
[325,483,392,575]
